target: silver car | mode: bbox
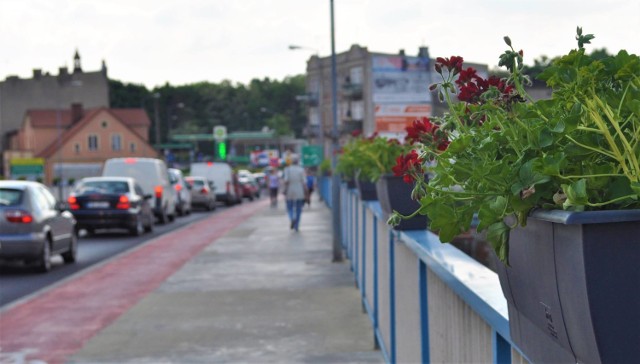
[0,180,78,272]
[185,176,216,211]
[169,168,192,216]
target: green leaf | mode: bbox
[538,127,553,148]
[486,222,510,263]
[562,179,588,210]
[477,196,507,231]
[427,203,460,243]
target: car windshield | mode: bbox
[188,179,205,188]
[0,188,23,206]
[76,181,130,195]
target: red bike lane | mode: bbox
[0,199,269,364]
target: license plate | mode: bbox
[87,201,110,209]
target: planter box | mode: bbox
[495,209,640,364]
[355,178,377,201]
[375,174,427,230]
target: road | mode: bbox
[0,203,236,308]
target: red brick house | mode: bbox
[4,104,158,184]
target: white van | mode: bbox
[190,162,240,206]
[102,157,177,223]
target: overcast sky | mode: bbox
[1,0,638,89]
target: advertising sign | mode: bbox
[372,55,432,104]
[375,104,433,133]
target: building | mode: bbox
[3,104,157,184]
[301,45,489,155]
[0,50,109,176]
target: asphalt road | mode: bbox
[0,202,241,308]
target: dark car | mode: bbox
[238,176,260,200]
[0,180,78,272]
[68,177,154,236]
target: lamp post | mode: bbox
[329,0,342,262]
[153,93,161,147]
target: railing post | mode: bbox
[373,215,380,350]
[389,231,397,364]
[493,330,511,364]
[419,260,430,363]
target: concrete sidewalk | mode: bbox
[64,199,382,363]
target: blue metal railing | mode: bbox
[320,176,529,364]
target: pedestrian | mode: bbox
[305,168,316,207]
[283,157,308,232]
[268,168,280,208]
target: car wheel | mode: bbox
[144,216,154,233]
[130,216,144,236]
[168,211,176,222]
[61,230,78,264]
[158,208,168,224]
[36,238,52,273]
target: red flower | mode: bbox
[392,150,425,184]
[351,129,362,137]
[435,56,464,75]
[405,117,450,151]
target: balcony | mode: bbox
[342,82,363,100]
[295,92,319,107]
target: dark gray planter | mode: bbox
[375,174,427,230]
[355,178,377,201]
[495,209,640,364]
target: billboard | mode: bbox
[374,104,433,133]
[372,55,432,104]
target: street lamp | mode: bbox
[329,0,342,262]
[153,93,161,146]
[288,44,325,158]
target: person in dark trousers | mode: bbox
[267,168,280,208]
[305,169,315,207]
[283,157,307,232]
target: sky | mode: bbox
[1,0,638,89]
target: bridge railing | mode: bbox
[319,177,530,364]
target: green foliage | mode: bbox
[336,135,413,182]
[414,28,640,263]
[109,75,307,148]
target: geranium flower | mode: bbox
[405,117,450,151]
[392,150,424,184]
[435,56,464,75]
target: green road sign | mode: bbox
[302,145,323,167]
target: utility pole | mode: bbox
[153,93,161,146]
[330,0,343,262]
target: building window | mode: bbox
[74,143,80,154]
[130,142,136,153]
[111,134,122,151]
[88,134,98,151]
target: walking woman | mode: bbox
[283,157,308,232]
[268,168,280,208]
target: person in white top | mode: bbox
[283,157,308,232]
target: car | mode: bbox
[68,177,154,236]
[102,157,177,224]
[238,175,260,200]
[185,176,217,211]
[190,162,241,205]
[252,172,266,188]
[0,180,78,273]
[168,168,192,216]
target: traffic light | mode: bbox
[217,141,227,160]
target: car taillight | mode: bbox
[67,196,80,210]
[116,195,131,209]
[175,184,182,192]
[155,185,163,198]
[5,210,33,223]
[200,188,208,194]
